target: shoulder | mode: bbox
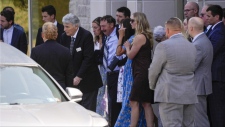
[134,34,146,42]
[57,23,64,29]
[79,27,92,37]
[13,27,26,35]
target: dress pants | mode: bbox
[159,102,194,127]
[208,81,225,127]
[194,95,210,127]
[79,89,98,112]
[107,71,122,127]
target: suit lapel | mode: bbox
[208,22,222,38]
[72,27,82,56]
[11,28,17,46]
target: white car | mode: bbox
[0,42,108,126]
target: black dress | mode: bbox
[129,34,154,103]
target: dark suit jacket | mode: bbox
[31,40,73,90]
[0,27,27,54]
[35,22,64,46]
[207,22,225,82]
[60,27,103,93]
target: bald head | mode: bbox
[188,17,204,38]
[184,1,199,19]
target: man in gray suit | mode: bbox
[148,17,198,127]
[188,17,213,127]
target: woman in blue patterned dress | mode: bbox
[115,18,146,127]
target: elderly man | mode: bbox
[200,4,212,33]
[148,17,198,127]
[184,1,199,20]
[188,17,213,127]
[60,13,102,112]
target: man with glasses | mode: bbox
[184,1,199,20]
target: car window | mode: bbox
[0,66,67,105]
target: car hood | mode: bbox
[0,102,107,126]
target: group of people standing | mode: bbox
[1,2,225,127]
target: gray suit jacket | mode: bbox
[148,34,198,104]
[192,33,213,95]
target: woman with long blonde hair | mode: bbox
[124,12,155,127]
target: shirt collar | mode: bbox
[3,25,14,32]
[72,27,79,38]
[212,21,222,30]
[53,20,57,26]
[192,32,204,42]
[169,33,183,39]
[108,27,117,38]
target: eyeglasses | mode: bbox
[130,19,135,23]
[184,9,194,12]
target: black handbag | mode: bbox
[108,56,120,71]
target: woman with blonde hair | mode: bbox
[124,12,155,127]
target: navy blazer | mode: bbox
[207,22,225,82]
[31,40,73,89]
[0,27,27,54]
[60,27,103,93]
[35,22,64,46]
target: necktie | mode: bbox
[70,37,75,54]
[103,36,111,70]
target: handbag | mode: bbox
[108,55,120,71]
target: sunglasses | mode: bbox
[130,19,135,23]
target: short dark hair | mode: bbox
[100,15,116,27]
[116,7,131,18]
[41,5,56,18]
[206,5,223,20]
[0,10,14,25]
[2,6,15,16]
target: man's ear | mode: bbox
[9,20,13,26]
[215,15,220,21]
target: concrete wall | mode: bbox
[69,0,225,32]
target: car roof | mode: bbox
[0,42,38,66]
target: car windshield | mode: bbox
[0,66,67,105]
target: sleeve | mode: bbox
[148,43,167,90]
[194,44,203,70]
[65,52,73,87]
[19,31,28,54]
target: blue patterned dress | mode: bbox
[115,35,146,127]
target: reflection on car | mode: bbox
[0,42,108,126]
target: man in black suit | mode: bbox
[206,5,225,127]
[0,10,27,54]
[31,22,73,90]
[35,5,64,46]
[60,13,102,112]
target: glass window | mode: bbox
[0,66,67,105]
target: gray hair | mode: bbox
[153,25,165,41]
[62,13,80,26]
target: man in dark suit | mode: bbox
[31,22,73,90]
[0,10,27,54]
[206,5,225,127]
[35,5,64,46]
[60,13,102,112]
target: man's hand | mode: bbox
[73,76,82,86]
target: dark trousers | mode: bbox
[107,71,122,127]
[207,81,225,127]
[80,89,98,112]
